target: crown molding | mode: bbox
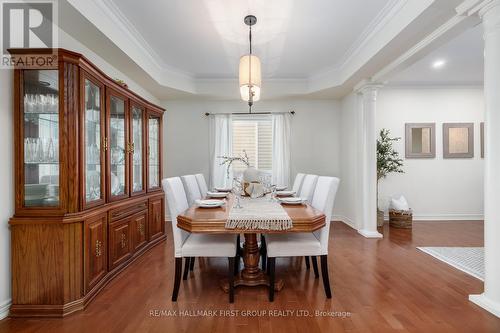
[456,0,500,16]
[98,0,192,78]
[65,0,472,99]
[312,0,408,80]
[66,0,196,93]
[309,0,436,93]
[384,81,484,89]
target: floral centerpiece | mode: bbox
[219,150,261,196]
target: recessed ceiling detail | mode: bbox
[65,0,474,99]
[387,24,483,86]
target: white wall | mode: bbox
[0,27,158,320]
[0,68,13,319]
[162,99,343,216]
[377,87,484,220]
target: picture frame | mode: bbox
[405,123,436,158]
[443,123,474,158]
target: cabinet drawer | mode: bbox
[108,218,132,270]
[109,200,148,222]
[148,196,165,241]
[131,210,148,252]
[84,213,107,292]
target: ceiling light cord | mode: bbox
[248,22,253,113]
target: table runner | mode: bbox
[225,196,293,231]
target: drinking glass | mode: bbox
[232,176,244,209]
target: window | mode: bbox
[232,115,272,173]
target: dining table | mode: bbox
[177,194,326,292]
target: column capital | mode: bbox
[457,0,500,18]
[354,79,384,95]
[480,0,500,35]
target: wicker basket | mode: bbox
[389,209,413,229]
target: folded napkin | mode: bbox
[245,182,265,198]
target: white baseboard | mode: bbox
[332,215,357,230]
[333,215,384,238]
[469,294,500,318]
[357,229,383,238]
[384,213,484,221]
[0,299,11,321]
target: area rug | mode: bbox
[417,247,484,281]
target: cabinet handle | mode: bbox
[95,240,102,257]
[121,233,127,249]
[138,222,145,237]
[126,142,135,154]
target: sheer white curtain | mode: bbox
[209,114,232,189]
[272,113,291,187]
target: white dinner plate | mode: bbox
[206,191,228,198]
[214,187,232,192]
[278,197,306,205]
[197,199,225,208]
[276,190,295,197]
[276,185,288,191]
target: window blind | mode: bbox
[232,115,273,172]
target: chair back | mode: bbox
[299,174,318,203]
[292,173,305,193]
[195,173,208,198]
[181,175,202,206]
[311,176,340,255]
[163,177,190,257]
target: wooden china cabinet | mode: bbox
[8,49,165,317]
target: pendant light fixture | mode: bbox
[239,15,262,113]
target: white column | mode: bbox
[469,0,500,318]
[356,83,383,238]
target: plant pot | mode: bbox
[377,209,385,227]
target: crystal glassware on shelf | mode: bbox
[36,138,44,162]
[24,94,35,113]
[27,138,37,163]
[48,94,58,113]
[46,138,54,162]
[24,138,30,162]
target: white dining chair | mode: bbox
[163,177,238,303]
[195,173,208,198]
[299,174,318,203]
[181,175,202,206]
[266,176,340,301]
[292,173,305,193]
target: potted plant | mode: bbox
[377,129,404,226]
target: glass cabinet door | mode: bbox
[108,93,128,200]
[148,114,160,190]
[23,70,60,207]
[83,78,104,206]
[131,105,144,194]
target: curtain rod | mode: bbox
[204,110,295,116]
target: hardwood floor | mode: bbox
[1,221,499,333]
